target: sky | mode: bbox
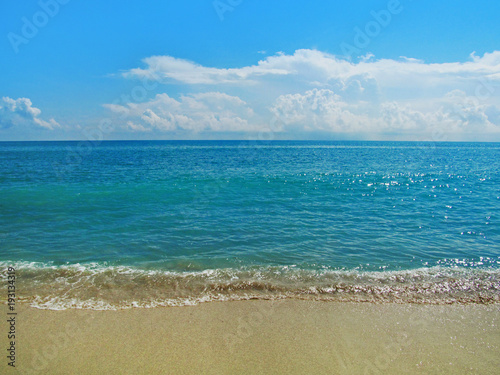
[1,0,500,141]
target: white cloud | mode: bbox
[115,49,500,139]
[270,89,367,132]
[124,49,500,95]
[106,86,500,139]
[271,88,500,138]
[123,55,290,85]
[104,92,261,133]
[0,97,60,130]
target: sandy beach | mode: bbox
[2,300,498,374]
[3,0,500,374]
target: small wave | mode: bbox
[1,262,499,310]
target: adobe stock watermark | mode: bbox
[17,310,94,375]
[224,299,284,354]
[420,76,498,157]
[337,307,427,373]
[179,111,285,222]
[7,0,71,54]
[340,0,405,59]
[51,71,160,179]
[213,0,243,21]
[449,78,497,124]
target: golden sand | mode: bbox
[2,301,499,374]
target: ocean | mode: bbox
[0,140,499,309]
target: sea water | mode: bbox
[0,141,498,309]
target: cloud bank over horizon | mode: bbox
[104,92,259,134]
[2,50,500,141]
[3,1,500,141]
[106,49,500,140]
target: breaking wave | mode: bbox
[1,261,499,310]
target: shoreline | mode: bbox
[3,262,499,309]
[2,300,499,374]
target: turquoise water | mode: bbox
[0,141,499,308]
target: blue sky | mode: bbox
[1,0,500,141]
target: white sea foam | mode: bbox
[2,261,499,310]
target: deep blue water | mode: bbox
[1,141,499,308]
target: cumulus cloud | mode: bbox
[115,49,500,139]
[270,88,500,137]
[0,97,60,130]
[106,86,500,139]
[270,89,368,132]
[123,49,500,93]
[104,92,261,133]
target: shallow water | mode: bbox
[1,141,499,308]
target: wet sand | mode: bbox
[2,301,499,374]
